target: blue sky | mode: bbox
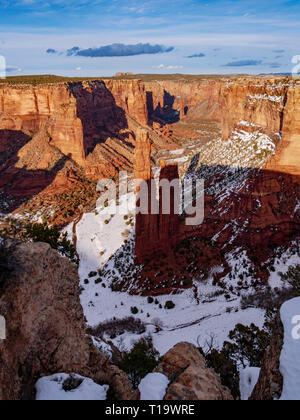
[0,0,299,76]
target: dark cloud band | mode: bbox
[186,53,205,58]
[223,60,262,67]
[46,43,174,58]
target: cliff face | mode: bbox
[0,80,148,167]
[134,129,182,264]
[144,79,222,122]
[144,77,300,178]
[0,84,85,165]
[1,77,299,175]
[270,85,300,176]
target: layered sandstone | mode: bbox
[0,75,300,227]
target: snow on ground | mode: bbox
[75,193,265,356]
[268,243,300,289]
[169,149,185,155]
[280,297,300,401]
[239,368,261,401]
[35,373,109,401]
[180,129,276,214]
[248,94,283,103]
[71,129,296,359]
[139,373,169,400]
[76,192,135,282]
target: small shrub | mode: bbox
[165,301,176,310]
[90,316,146,339]
[118,336,160,389]
[22,223,79,265]
[131,306,139,315]
[88,271,98,278]
[201,348,240,400]
[147,297,154,304]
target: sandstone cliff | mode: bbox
[134,129,181,264]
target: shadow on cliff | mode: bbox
[0,129,72,213]
[68,82,131,156]
[131,158,300,295]
[146,90,181,126]
[136,155,300,268]
[0,130,31,167]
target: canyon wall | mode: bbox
[144,77,300,177]
[1,76,299,175]
[0,75,299,223]
[0,80,148,167]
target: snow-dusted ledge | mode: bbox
[35,373,109,401]
[280,297,300,400]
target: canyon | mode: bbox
[0,75,299,292]
[0,74,299,400]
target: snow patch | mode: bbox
[239,367,260,400]
[139,373,169,400]
[35,373,109,401]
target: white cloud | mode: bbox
[152,64,183,70]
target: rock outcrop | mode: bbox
[134,130,181,264]
[0,240,136,400]
[250,315,284,400]
[155,342,233,400]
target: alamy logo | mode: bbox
[0,55,6,79]
[96,171,205,226]
[291,315,300,340]
[0,315,6,340]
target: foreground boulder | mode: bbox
[0,240,136,400]
[155,342,233,400]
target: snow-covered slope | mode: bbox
[74,193,266,356]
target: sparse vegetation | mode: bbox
[280,265,300,296]
[118,336,160,389]
[89,317,146,340]
[1,222,79,266]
